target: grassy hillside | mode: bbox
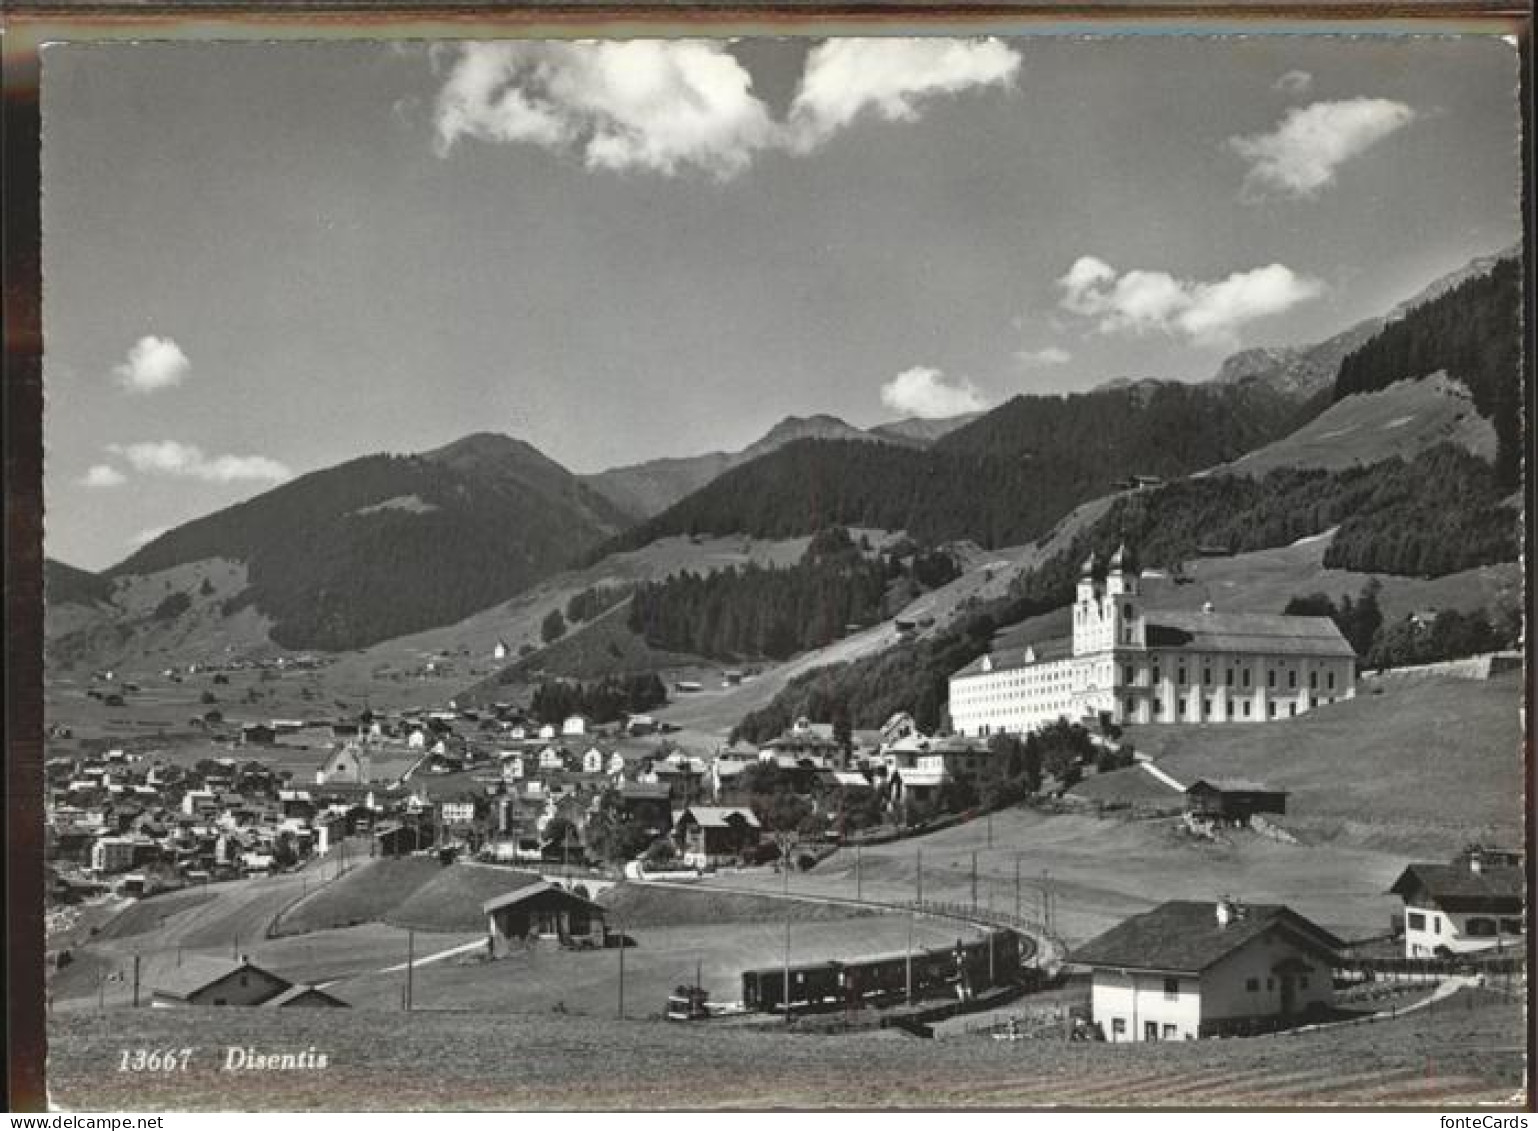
[1213,373,1496,479]
[383,862,543,933]
[1131,671,1523,854]
[44,558,115,607]
[274,857,449,936]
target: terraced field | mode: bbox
[47,987,1524,1109]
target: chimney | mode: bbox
[1215,897,1234,928]
[1202,601,1214,614]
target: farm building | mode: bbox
[151,957,293,1008]
[483,882,606,951]
[1388,847,1525,958]
[1070,899,1343,1041]
[673,806,761,868]
[1184,779,1288,823]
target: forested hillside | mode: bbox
[628,528,956,661]
[733,442,1519,741]
[44,558,115,607]
[107,434,632,651]
[606,380,1308,553]
[1335,255,1522,485]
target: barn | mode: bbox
[151,957,292,1008]
[483,882,606,952]
[1184,779,1288,824]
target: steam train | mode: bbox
[740,928,1023,1013]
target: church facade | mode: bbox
[948,546,1357,738]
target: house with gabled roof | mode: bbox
[673,806,761,868]
[1389,847,1525,958]
[151,957,292,1008]
[1070,898,1343,1041]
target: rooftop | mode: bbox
[1069,900,1344,974]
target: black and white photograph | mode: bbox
[29,19,1528,1111]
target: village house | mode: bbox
[1389,846,1525,958]
[673,806,761,868]
[1070,899,1343,1041]
[950,545,1357,737]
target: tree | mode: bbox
[542,816,580,855]
[540,608,567,645]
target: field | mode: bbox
[329,911,971,1015]
[273,857,454,936]
[1211,373,1497,479]
[1129,670,1524,854]
[47,987,1524,1109]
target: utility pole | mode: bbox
[132,955,141,1008]
[855,843,862,901]
[782,863,792,1024]
[405,928,415,1012]
[1014,856,1022,922]
[916,848,923,905]
[617,918,625,1019]
[987,810,993,848]
[905,908,914,1006]
[970,851,978,912]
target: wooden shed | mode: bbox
[1185,778,1287,823]
[483,882,606,953]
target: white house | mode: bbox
[561,714,592,737]
[493,639,510,661]
[1070,899,1342,1041]
[1389,847,1525,958]
[949,545,1357,738]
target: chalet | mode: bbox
[674,806,761,868]
[1389,847,1525,958]
[1184,779,1288,824]
[484,882,606,952]
[1070,899,1343,1041]
[151,957,292,1008]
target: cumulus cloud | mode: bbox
[1057,256,1325,348]
[1016,346,1071,367]
[880,366,988,419]
[431,37,1021,177]
[1273,70,1313,96]
[433,40,778,178]
[80,464,127,489]
[786,38,1021,152]
[107,441,292,484]
[113,335,190,393]
[1230,97,1415,199]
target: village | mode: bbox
[44,579,1526,1055]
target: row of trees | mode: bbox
[527,673,667,725]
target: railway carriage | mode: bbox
[740,929,1024,1013]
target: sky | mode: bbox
[41,34,1521,570]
